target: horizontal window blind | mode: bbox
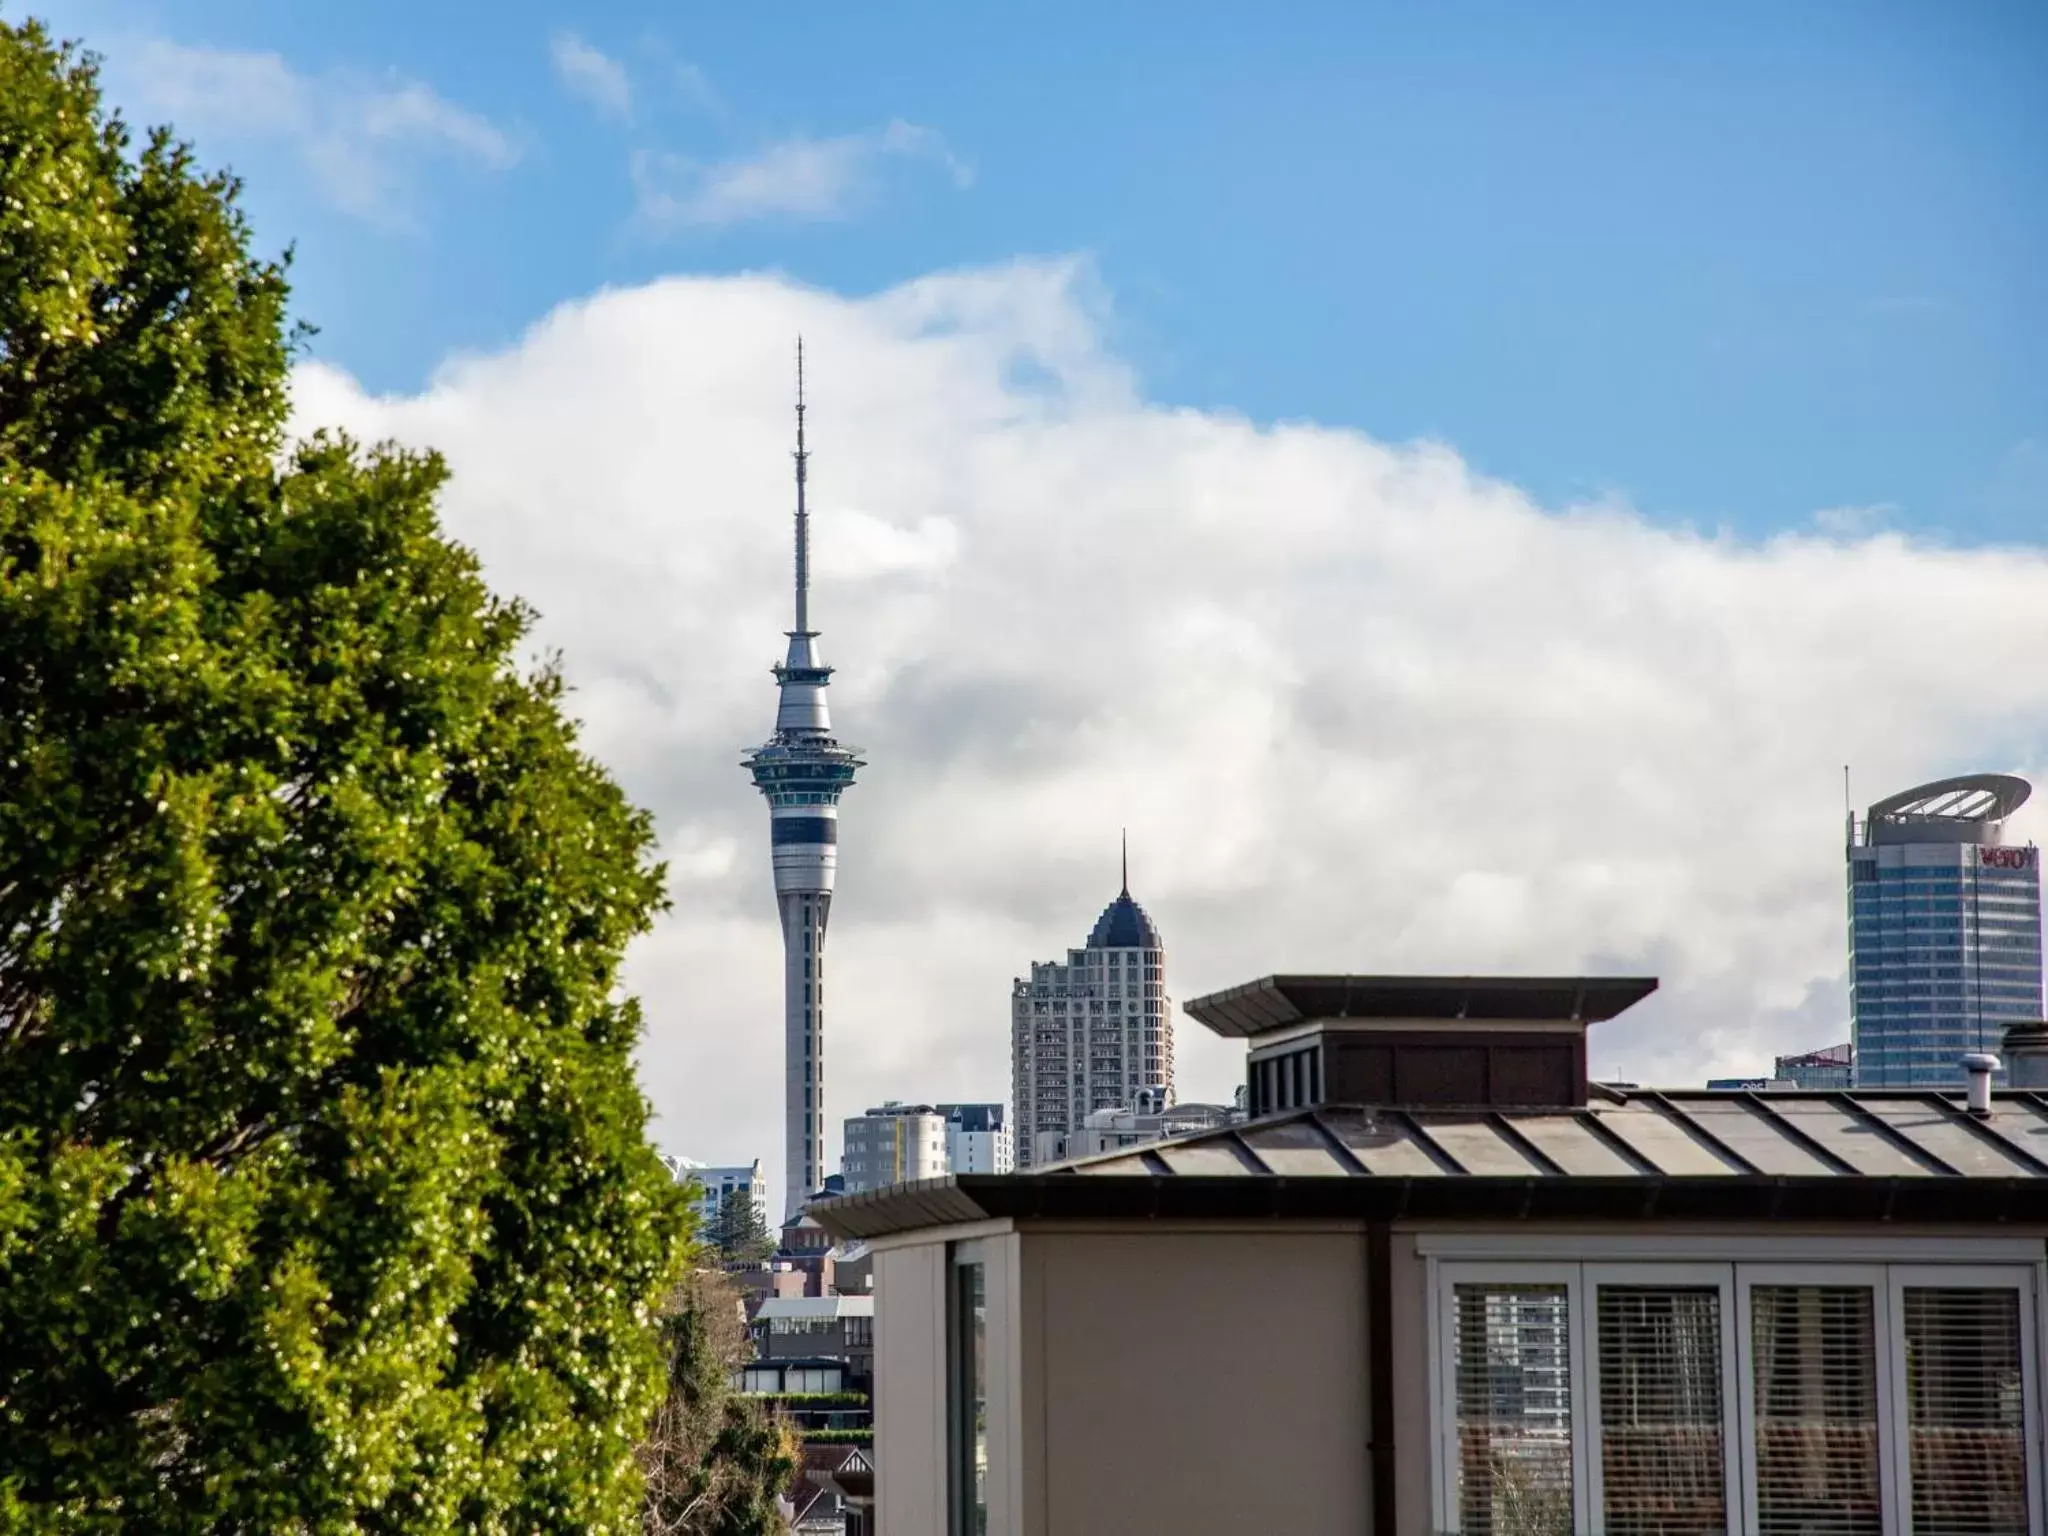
[1903,1287,2027,1536]
[1749,1286,1881,1536]
[1454,1284,1575,1536]
[1596,1285,1726,1536]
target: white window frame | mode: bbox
[1583,1261,1743,1536]
[1885,1263,2044,1536]
[1430,1250,2047,1536]
[1733,1262,1899,1536]
[1433,1261,1590,1536]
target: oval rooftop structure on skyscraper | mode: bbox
[1088,888,1162,949]
[1866,773,2032,846]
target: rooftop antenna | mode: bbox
[1121,827,1129,897]
[792,337,809,636]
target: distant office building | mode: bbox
[660,1155,769,1230]
[1775,1042,1853,1089]
[1705,1042,1854,1094]
[1012,867,1173,1170]
[1850,774,2044,1086]
[936,1102,1012,1174]
[1072,1093,1243,1158]
[839,1103,947,1195]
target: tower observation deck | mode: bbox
[743,344,865,1218]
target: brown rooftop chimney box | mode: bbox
[1181,975,1658,1117]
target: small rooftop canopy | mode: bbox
[1183,974,1660,1039]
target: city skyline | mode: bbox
[211,5,2048,1207]
[300,284,2048,1212]
[17,10,2048,1532]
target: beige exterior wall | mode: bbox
[1018,1227,1370,1536]
[873,1241,947,1536]
[1388,1229,1433,1536]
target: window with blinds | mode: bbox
[1437,1263,2037,1536]
[1453,1284,1575,1536]
[1749,1286,1882,1536]
[1902,1287,2028,1536]
[1596,1286,1727,1536]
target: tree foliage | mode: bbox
[640,1273,798,1536]
[705,1187,775,1266]
[0,18,688,1531]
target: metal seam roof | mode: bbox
[808,1088,2048,1241]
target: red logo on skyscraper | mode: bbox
[1979,845,2038,870]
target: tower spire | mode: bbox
[793,337,809,635]
[1121,827,1129,897]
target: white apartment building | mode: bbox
[1011,879,1172,1169]
[840,1103,948,1195]
[659,1155,768,1231]
[937,1102,1012,1174]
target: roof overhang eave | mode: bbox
[808,1171,2048,1241]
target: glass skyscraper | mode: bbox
[1849,774,2043,1087]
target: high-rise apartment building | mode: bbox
[937,1103,1012,1174]
[1849,774,2043,1087]
[840,1103,948,1195]
[1011,872,1172,1169]
[658,1156,769,1232]
[743,348,865,1219]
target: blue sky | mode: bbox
[41,0,2048,543]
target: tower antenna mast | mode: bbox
[793,338,809,635]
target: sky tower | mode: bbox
[743,343,865,1219]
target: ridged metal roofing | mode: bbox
[1060,1089,2048,1180]
[808,1088,2048,1241]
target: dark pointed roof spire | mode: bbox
[1089,833,1159,950]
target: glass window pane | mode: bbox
[1596,1286,1726,1536]
[1454,1283,1574,1536]
[950,1259,988,1536]
[1750,1285,1882,1536]
[1903,1287,2028,1536]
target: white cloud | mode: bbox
[550,31,631,119]
[632,120,971,230]
[289,260,2048,1204]
[1812,504,1894,538]
[118,39,517,223]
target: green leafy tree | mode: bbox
[640,1272,798,1536]
[0,18,689,1532]
[705,1187,776,1266]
